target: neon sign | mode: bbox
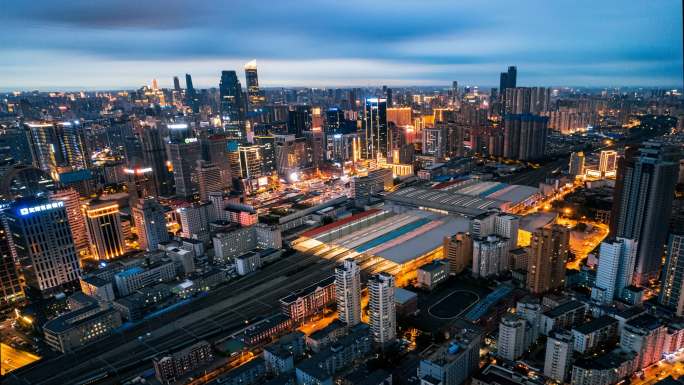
[19,201,64,216]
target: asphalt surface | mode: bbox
[3,251,337,385]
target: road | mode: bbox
[632,351,684,385]
[4,250,338,385]
[1,343,40,376]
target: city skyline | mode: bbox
[1,0,683,91]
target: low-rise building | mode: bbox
[571,348,637,385]
[113,260,176,296]
[295,324,372,385]
[153,340,214,384]
[305,320,347,353]
[280,276,336,323]
[417,259,449,290]
[620,313,667,370]
[395,287,418,316]
[572,316,618,353]
[236,251,262,276]
[79,276,115,302]
[540,300,587,336]
[43,293,122,353]
[472,365,544,385]
[264,331,306,375]
[418,321,483,385]
[239,313,294,346]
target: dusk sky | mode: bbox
[1,0,682,91]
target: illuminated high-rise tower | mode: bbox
[244,60,265,109]
[6,199,80,298]
[132,198,169,252]
[611,142,680,284]
[50,186,88,256]
[335,258,362,327]
[219,70,246,139]
[368,272,396,346]
[185,73,199,113]
[0,215,22,304]
[362,98,388,160]
[84,200,126,260]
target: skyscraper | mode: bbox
[503,114,548,161]
[196,160,224,201]
[287,106,311,137]
[527,224,570,294]
[444,232,473,274]
[244,60,265,109]
[173,76,181,91]
[219,70,246,139]
[569,151,585,177]
[611,141,680,284]
[659,233,684,315]
[362,98,388,160]
[167,136,202,198]
[50,187,88,256]
[204,134,233,187]
[185,73,199,113]
[368,272,396,346]
[140,124,174,196]
[591,238,638,304]
[132,198,169,252]
[6,199,80,297]
[499,66,517,114]
[0,217,22,304]
[335,258,362,327]
[84,200,126,260]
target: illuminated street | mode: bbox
[0,343,40,376]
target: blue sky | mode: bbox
[1,0,682,90]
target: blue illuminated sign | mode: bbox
[19,201,64,216]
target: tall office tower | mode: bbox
[325,108,346,134]
[124,164,157,203]
[472,235,509,278]
[132,198,169,252]
[244,60,265,109]
[498,66,517,115]
[204,134,233,187]
[56,121,89,170]
[422,126,447,158]
[569,151,585,177]
[444,232,473,274]
[25,122,62,176]
[527,224,570,294]
[362,98,388,160]
[173,76,181,91]
[659,233,684,315]
[335,258,362,327]
[84,200,125,260]
[238,145,266,179]
[544,330,574,383]
[502,114,548,161]
[6,199,80,297]
[219,70,246,139]
[254,135,277,175]
[304,130,325,169]
[287,106,311,137]
[599,150,618,176]
[611,142,680,284]
[497,314,527,361]
[50,187,88,256]
[368,272,396,346]
[196,160,224,201]
[167,137,202,198]
[499,66,517,98]
[177,202,212,244]
[452,80,459,104]
[591,238,638,304]
[185,73,199,113]
[384,87,393,108]
[140,125,174,196]
[0,221,22,304]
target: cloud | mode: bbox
[0,0,681,89]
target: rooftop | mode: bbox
[573,315,617,335]
[543,300,586,318]
[394,287,418,304]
